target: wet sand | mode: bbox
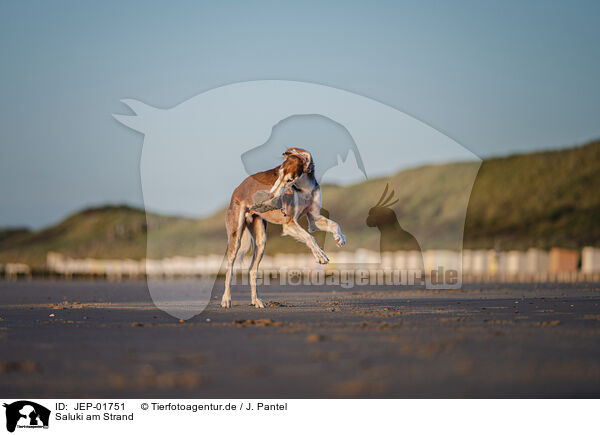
[0,280,599,398]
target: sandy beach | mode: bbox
[0,280,599,398]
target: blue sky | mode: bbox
[1,0,599,228]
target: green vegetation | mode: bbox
[2,140,599,267]
[464,140,600,250]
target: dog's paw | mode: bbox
[220,296,232,308]
[252,298,265,308]
[315,250,329,264]
[251,191,282,213]
[334,233,346,248]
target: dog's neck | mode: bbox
[292,171,317,193]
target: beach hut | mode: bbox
[549,248,578,273]
[526,248,550,274]
[471,250,489,275]
[4,263,32,280]
[582,247,600,274]
[506,251,527,275]
[380,252,396,269]
[462,250,474,275]
[406,250,424,272]
[424,250,460,277]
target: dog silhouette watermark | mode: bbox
[114,80,481,319]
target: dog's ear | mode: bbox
[283,148,313,173]
[298,151,313,173]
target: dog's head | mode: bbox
[269,147,314,197]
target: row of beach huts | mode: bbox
[2,247,600,282]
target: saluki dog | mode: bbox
[221,147,346,308]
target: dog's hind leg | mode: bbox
[247,217,267,308]
[222,203,246,308]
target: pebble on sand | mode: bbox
[306,334,325,343]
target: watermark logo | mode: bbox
[114,80,481,319]
[3,401,50,433]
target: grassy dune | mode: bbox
[2,140,599,267]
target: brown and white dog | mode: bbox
[221,147,346,308]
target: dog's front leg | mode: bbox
[282,220,329,264]
[308,213,346,248]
